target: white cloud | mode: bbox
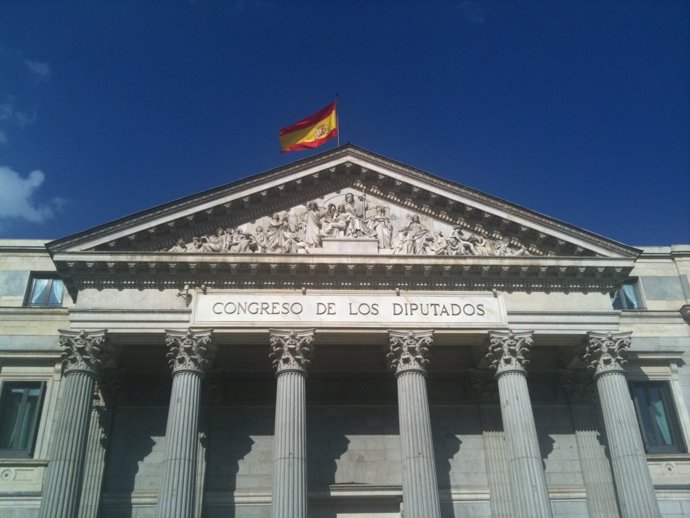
[0,97,36,129]
[24,60,51,81]
[0,166,63,224]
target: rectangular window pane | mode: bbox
[610,280,643,310]
[29,278,50,305]
[47,279,64,306]
[0,382,44,457]
[630,381,686,454]
[26,275,64,307]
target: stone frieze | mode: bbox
[162,189,536,256]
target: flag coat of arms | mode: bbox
[279,101,338,152]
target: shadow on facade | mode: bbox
[101,407,161,518]
[435,431,462,518]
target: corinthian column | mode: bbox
[387,330,441,518]
[269,329,315,518]
[39,330,112,518]
[156,329,215,518]
[584,332,661,518]
[486,330,552,518]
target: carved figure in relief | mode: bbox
[449,227,477,255]
[396,215,433,255]
[187,237,204,252]
[322,203,349,237]
[371,205,393,248]
[321,203,345,238]
[162,193,541,257]
[200,228,226,252]
[304,201,324,248]
[343,192,374,238]
[254,226,267,253]
[266,213,289,253]
[432,232,449,255]
[169,239,187,253]
[233,229,255,253]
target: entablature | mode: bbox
[51,252,635,296]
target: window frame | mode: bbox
[629,379,687,454]
[610,277,645,311]
[0,380,47,459]
[23,272,65,308]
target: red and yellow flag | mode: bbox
[279,101,338,152]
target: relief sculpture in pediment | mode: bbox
[163,189,535,257]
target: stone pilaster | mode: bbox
[560,370,619,518]
[584,331,661,518]
[487,330,553,518]
[156,329,215,518]
[387,330,441,518]
[39,330,112,518]
[269,329,315,518]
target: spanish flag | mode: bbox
[279,101,338,152]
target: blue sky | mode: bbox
[0,1,688,246]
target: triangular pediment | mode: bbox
[48,145,638,261]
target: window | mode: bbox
[630,381,686,454]
[610,279,643,310]
[25,274,64,307]
[0,381,45,458]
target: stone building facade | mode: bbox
[0,145,688,517]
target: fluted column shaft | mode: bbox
[488,330,553,518]
[156,329,214,518]
[585,332,661,518]
[78,395,111,518]
[272,370,307,518]
[39,330,111,518]
[39,370,96,518]
[269,329,314,518]
[157,372,202,517]
[388,330,441,518]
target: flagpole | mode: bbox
[336,93,340,146]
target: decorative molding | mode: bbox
[177,284,193,306]
[387,330,434,376]
[268,329,315,375]
[583,331,632,377]
[485,330,534,375]
[58,329,113,376]
[165,329,215,376]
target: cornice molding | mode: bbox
[51,252,635,297]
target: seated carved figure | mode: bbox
[343,193,374,238]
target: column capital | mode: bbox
[584,331,631,377]
[59,329,113,377]
[269,329,315,375]
[165,329,215,377]
[486,330,534,376]
[387,330,434,376]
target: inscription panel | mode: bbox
[193,292,506,328]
